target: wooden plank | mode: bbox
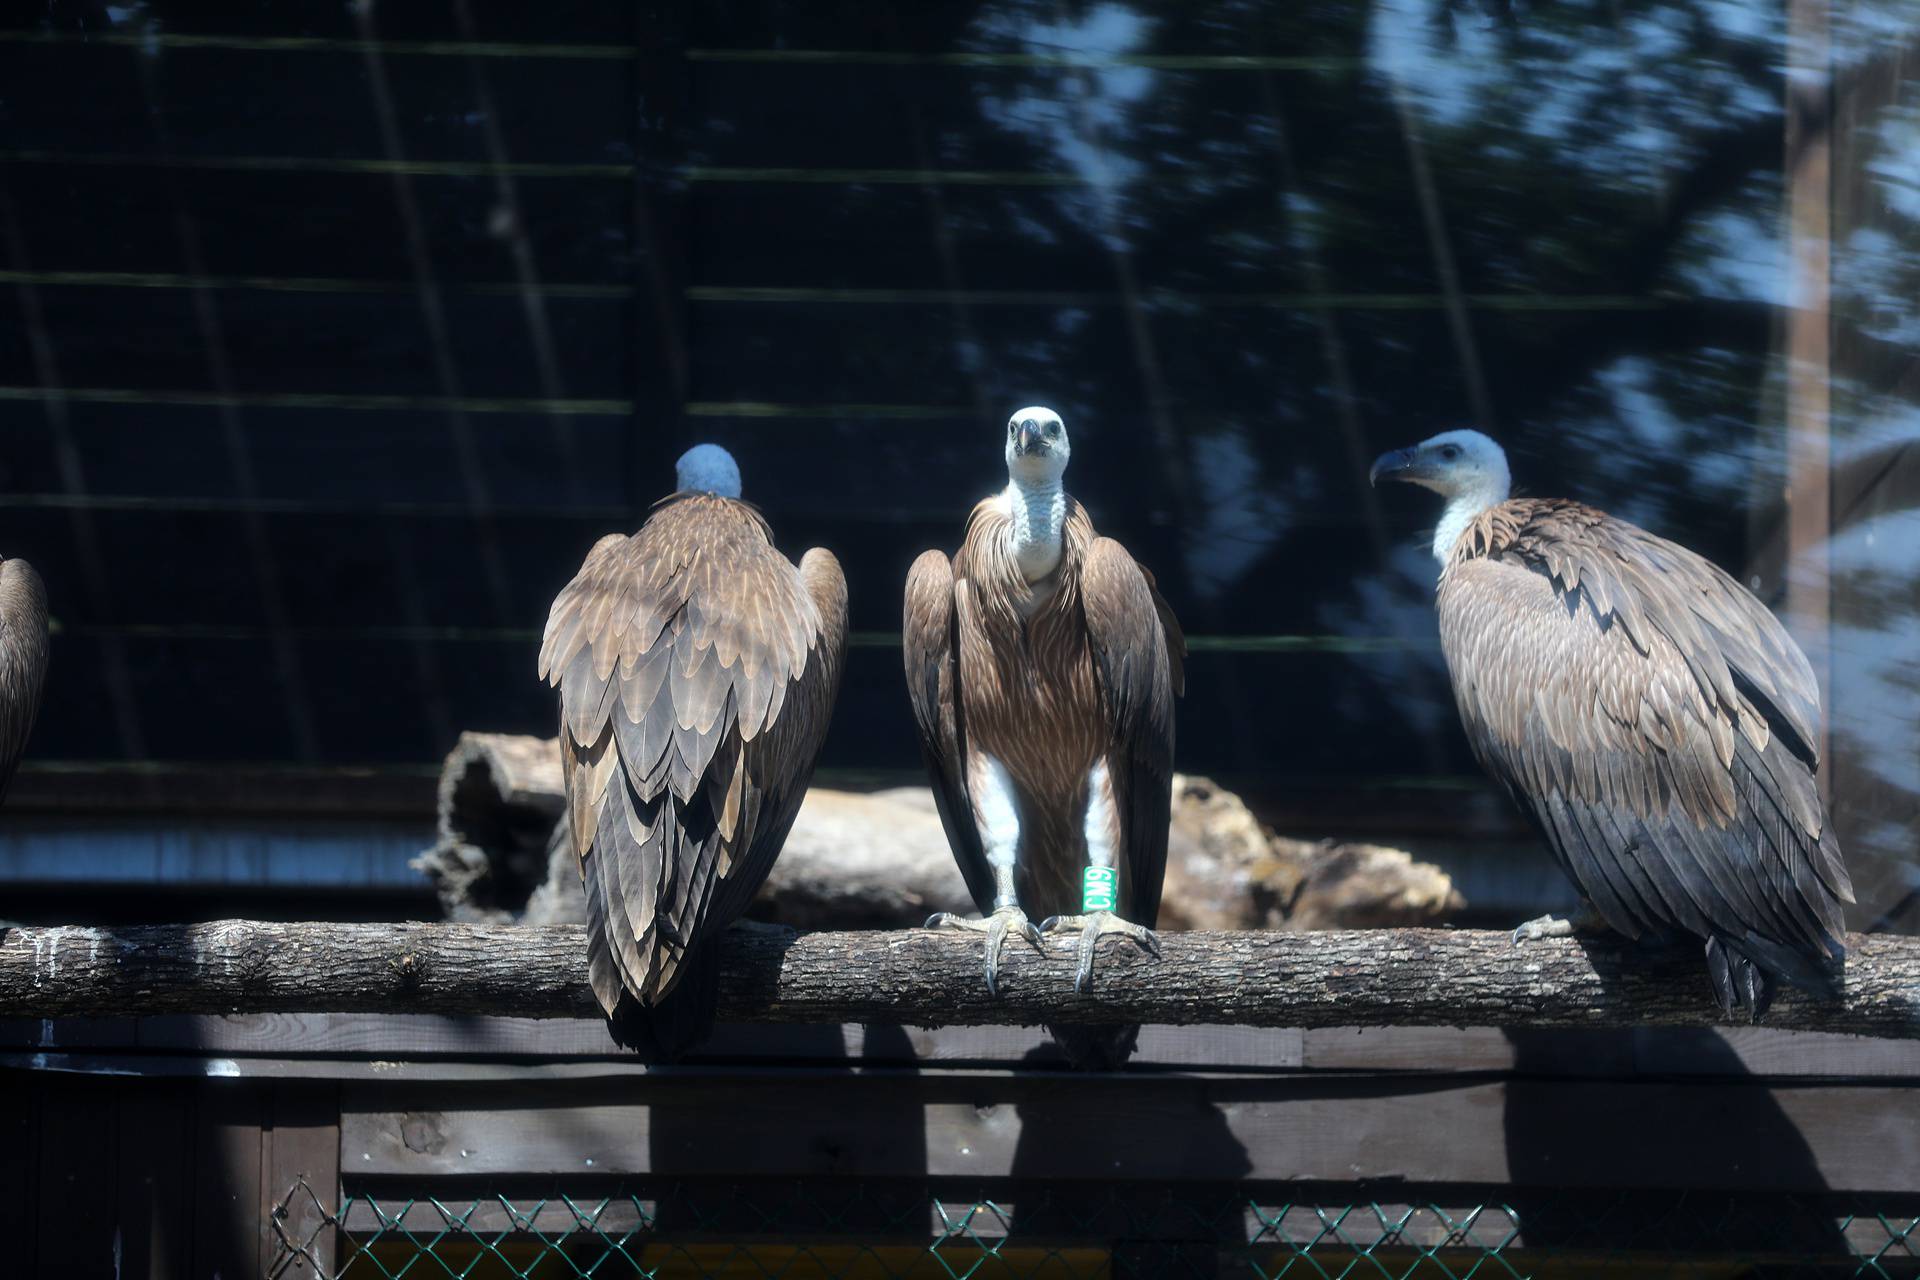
[1302,1026,1636,1074]
[190,1082,266,1280]
[35,1078,121,1279]
[0,1070,38,1277]
[262,1083,341,1279]
[1,1014,141,1050]
[7,763,435,819]
[117,1082,193,1280]
[333,1200,959,1242]
[339,1075,1920,1192]
[1306,1026,1920,1079]
[5,1050,662,1081]
[0,1016,1300,1072]
[10,1016,1916,1078]
[1632,1027,1920,1079]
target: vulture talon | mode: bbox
[1040,911,1160,992]
[926,907,1044,996]
[1511,914,1577,945]
[1511,901,1606,946]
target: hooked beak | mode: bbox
[1015,421,1046,456]
[1368,446,1425,487]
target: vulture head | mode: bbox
[1371,429,1515,563]
[1005,406,1070,485]
[675,443,743,499]
[1369,429,1509,498]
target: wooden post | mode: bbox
[1784,0,1833,788]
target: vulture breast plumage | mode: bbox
[1374,430,1852,1017]
[539,453,846,1056]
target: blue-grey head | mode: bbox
[1368,429,1510,503]
[674,443,742,499]
[1370,429,1514,563]
[1004,405,1070,485]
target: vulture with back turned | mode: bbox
[904,407,1184,1067]
[539,444,847,1057]
[0,556,47,803]
[1372,429,1852,1017]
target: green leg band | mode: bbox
[1082,866,1118,913]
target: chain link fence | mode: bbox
[269,1179,1920,1279]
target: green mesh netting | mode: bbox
[268,1181,1920,1280]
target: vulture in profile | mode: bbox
[539,444,847,1056]
[904,407,1184,1066]
[1372,429,1852,1017]
[0,556,47,802]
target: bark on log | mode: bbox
[2,921,1916,1038]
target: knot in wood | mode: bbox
[236,942,274,986]
[388,950,427,989]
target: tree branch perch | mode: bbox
[2,921,1916,1037]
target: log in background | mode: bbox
[3,920,1916,1038]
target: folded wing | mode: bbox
[539,497,847,1015]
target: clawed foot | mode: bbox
[1037,911,1162,992]
[925,906,1045,996]
[1511,914,1577,944]
[1511,902,1606,945]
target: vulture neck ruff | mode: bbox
[1433,472,1511,565]
[1003,478,1068,583]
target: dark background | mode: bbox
[1,0,1914,929]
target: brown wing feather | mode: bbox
[540,495,846,1016]
[1080,537,1182,927]
[1439,500,1850,999]
[902,549,996,911]
[0,559,48,803]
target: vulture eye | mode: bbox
[1046,422,1060,436]
[1439,444,1461,461]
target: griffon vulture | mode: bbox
[1372,429,1852,1017]
[904,407,1184,1064]
[0,556,47,802]
[539,444,847,1056]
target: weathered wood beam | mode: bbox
[2,921,1916,1038]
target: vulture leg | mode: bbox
[1039,760,1161,992]
[924,906,1047,997]
[1039,912,1162,992]
[1512,898,1609,945]
[925,753,1043,995]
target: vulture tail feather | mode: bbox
[1703,935,1773,1021]
[602,941,722,1062]
[1705,931,1842,1022]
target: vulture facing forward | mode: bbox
[1372,430,1852,1017]
[0,556,47,803]
[905,407,1184,1065]
[540,445,847,1056]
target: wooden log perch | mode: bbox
[3,921,1917,1038]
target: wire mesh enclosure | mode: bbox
[268,1179,1920,1279]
